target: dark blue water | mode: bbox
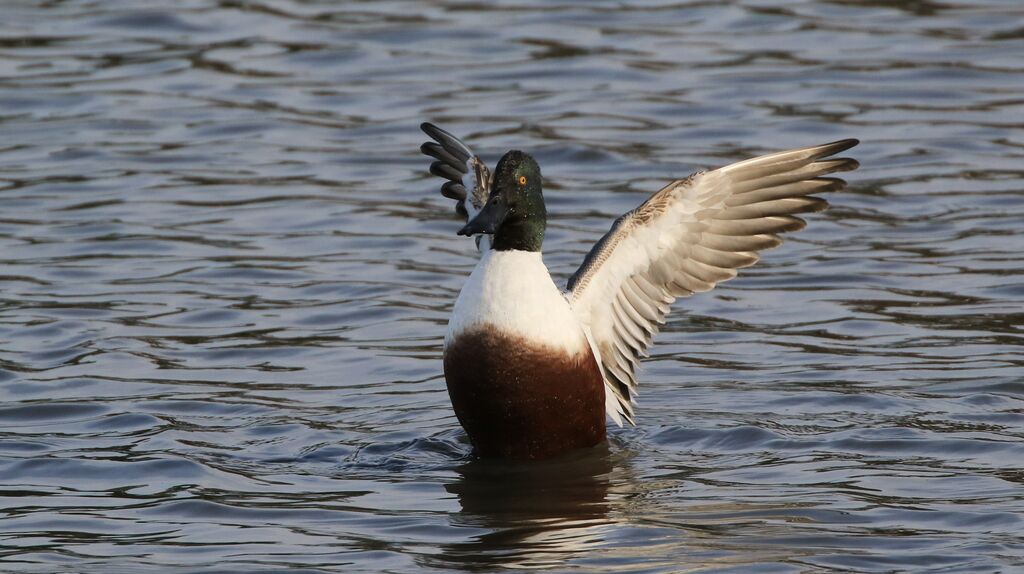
[1,1,1022,572]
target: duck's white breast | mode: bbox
[446,250,587,354]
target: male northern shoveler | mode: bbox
[420,123,859,459]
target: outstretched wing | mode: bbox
[420,122,493,251]
[567,139,860,425]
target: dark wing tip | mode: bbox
[440,180,467,201]
[804,196,829,213]
[821,138,860,156]
[838,157,860,172]
[421,122,450,145]
[419,141,441,161]
[421,141,468,171]
[782,215,807,233]
[815,176,849,192]
[420,122,472,163]
[429,161,464,182]
[814,157,859,176]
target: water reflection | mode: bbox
[440,444,619,569]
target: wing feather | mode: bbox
[420,123,493,252]
[568,139,859,425]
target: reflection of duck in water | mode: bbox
[438,443,621,570]
[421,123,859,459]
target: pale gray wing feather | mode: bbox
[568,139,860,425]
[420,123,492,251]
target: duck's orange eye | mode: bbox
[518,175,527,185]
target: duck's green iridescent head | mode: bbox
[458,150,546,252]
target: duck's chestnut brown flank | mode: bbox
[444,327,606,459]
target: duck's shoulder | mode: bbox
[447,250,587,354]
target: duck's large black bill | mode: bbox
[457,197,508,236]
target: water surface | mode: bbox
[1,1,1023,572]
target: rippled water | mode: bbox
[1,1,1023,572]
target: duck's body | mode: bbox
[444,223,606,458]
[421,122,860,459]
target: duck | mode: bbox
[420,122,859,459]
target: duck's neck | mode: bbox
[492,200,546,252]
[492,219,544,252]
